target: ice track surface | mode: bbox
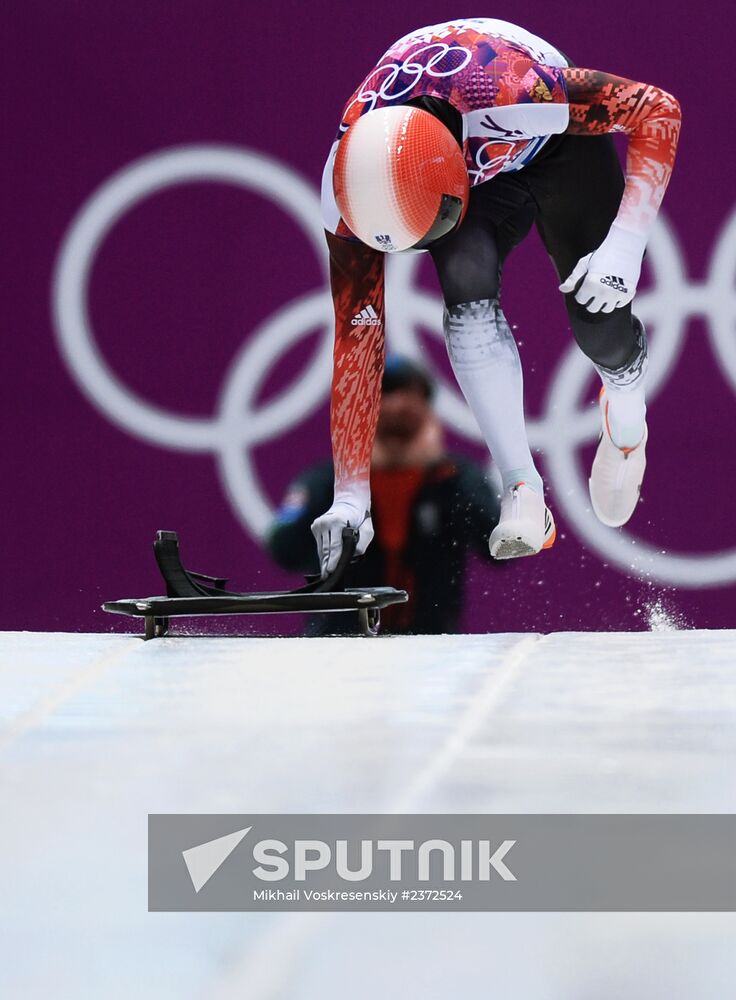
[1,628,735,999]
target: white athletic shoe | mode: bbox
[489,482,556,560]
[589,389,648,527]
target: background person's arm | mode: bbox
[266,466,334,575]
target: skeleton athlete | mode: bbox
[311,18,681,574]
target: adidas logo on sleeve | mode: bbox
[351,304,381,326]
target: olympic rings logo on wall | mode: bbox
[52,144,736,589]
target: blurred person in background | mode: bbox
[267,356,502,635]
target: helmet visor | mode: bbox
[410,193,466,250]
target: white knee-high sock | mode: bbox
[595,318,648,449]
[444,299,543,494]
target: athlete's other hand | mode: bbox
[559,224,647,314]
[311,501,374,578]
[559,253,635,313]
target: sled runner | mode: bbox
[103,529,408,639]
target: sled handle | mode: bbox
[300,526,359,594]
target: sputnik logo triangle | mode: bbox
[182,826,251,893]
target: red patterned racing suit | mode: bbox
[321,18,681,524]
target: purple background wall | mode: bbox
[7,1,736,634]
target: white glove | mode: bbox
[311,500,374,578]
[559,223,647,314]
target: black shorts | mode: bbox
[432,131,625,296]
[429,132,637,368]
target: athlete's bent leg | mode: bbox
[442,299,557,557]
[443,298,542,495]
[565,295,648,450]
[430,188,556,555]
[528,134,649,523]
[430,199,543,495]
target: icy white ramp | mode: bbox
[0,629,735,999]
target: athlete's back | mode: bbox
[322,18,573,235]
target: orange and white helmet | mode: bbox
[333,105,469,253]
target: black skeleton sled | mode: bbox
[103,529,408,639]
